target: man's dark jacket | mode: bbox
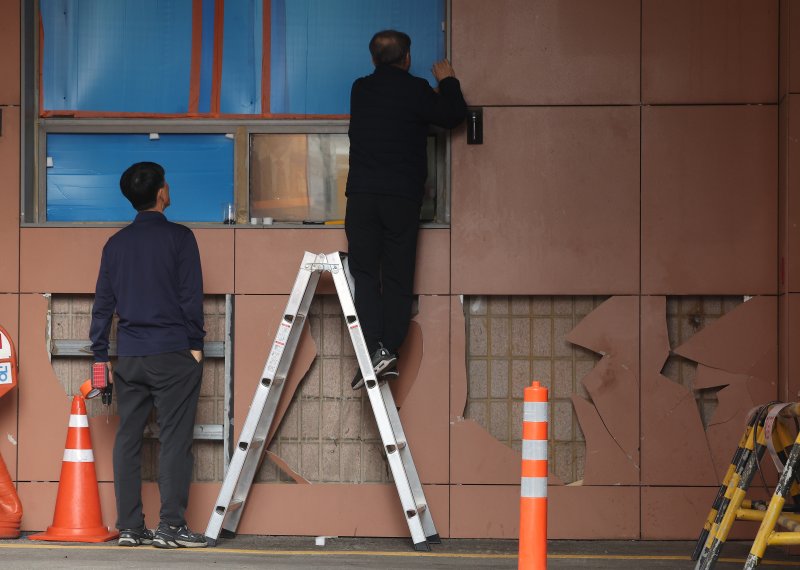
[346,64,467,203]
[90,211,205,361]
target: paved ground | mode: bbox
[0,536,798,569]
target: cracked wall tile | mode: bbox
[572,395,639,485]
[641,296,716,485]
[674,296,776,375]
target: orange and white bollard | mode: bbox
[518,380,548,570]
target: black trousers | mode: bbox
[345,193,421,354]
[113,350,202,529]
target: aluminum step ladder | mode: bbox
[204,251,440,551]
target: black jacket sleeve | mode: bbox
[417,76,467,129]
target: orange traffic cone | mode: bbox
[29,396,118,542]
[0,451,22,538]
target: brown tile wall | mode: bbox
[2,0,795,541]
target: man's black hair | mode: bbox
[120,162,165,211]
[369,30,411,66]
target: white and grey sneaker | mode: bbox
[118,526,154,547]
[152,523,208,549]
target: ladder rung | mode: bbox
[214,498,244,516]
[238,438,265,453]
[385,441,406,454]
[260,376,286,388]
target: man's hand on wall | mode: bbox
[432,59,456,83]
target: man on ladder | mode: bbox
[346,29,467,389]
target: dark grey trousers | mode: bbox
[112,350,202,529]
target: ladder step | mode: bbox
[260,376,285,388]
[214,499,244,516]
[385,441,407,454]
[405,504,427,519]
[238,438,265,452]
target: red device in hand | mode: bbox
[92,362,113,405]
[91,362,108,390]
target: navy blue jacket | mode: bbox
[346,64,467,203]
[90,211,205,361]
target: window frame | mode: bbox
[22,1,454,228]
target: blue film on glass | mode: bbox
[270,0,446,115]
[40,0,193,113]
[46,134,234,222]
[221,0,263,114]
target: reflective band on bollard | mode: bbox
[519,381,548,570]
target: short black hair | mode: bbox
[120,162,165,211]
[369,30,411,66]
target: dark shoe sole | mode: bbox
[118,539,151,547]
[352,358,398,390]
[153,537,207,549]
[374,355,397,375]
[118,532,153,547]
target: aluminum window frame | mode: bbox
[22,1,454,227]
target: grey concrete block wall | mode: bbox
[258,296,389,484]
[464,295,605,484]
[50,294,227,482]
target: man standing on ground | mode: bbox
[90,162,207,548]
[346,30,467,389]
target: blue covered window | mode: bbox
[40,0,445,117]
[41,0,195,114]
[35,0,448,223]
[46,134,234,222]
[269,0,445,115]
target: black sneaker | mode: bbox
[118,526,154,547]
[381,368,399,379]
[351,345,398,390]
[152,523,208,549]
